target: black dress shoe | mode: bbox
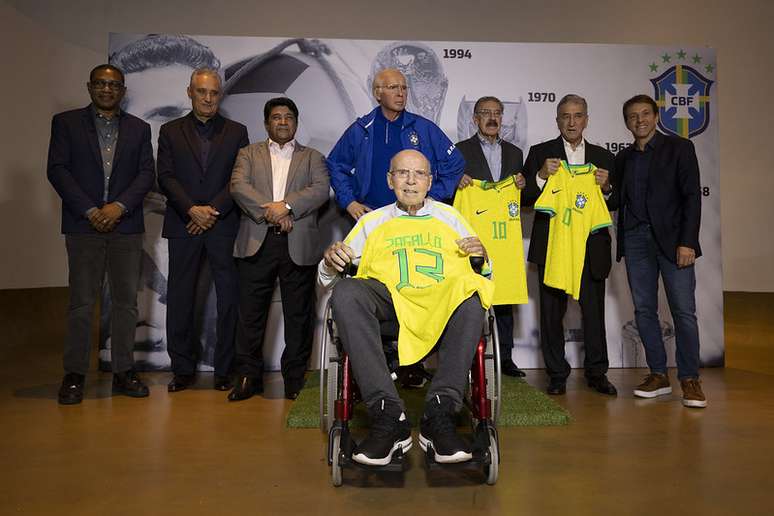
[546,379,567,395]
[167,374,195,392]
[58,372,85,405]
[501,360,527,378]
[284,377,306,400]
[228,375,262,401]
[213,375,233,391]
[587,375,618,396]
[113,371,150,398]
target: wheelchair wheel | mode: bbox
[486,311,502,424]
[331,430,343,487]
[319,303,338,432]
[485,426,499,485]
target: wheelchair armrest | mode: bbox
[469,255,485,274]
[343,262,359,278]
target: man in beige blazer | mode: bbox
[228,97,330,401]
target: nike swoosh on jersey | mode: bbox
[551,189,562,194]
[475,209,489,215]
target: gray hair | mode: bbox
[556,94,588,115]
[473,96,504,114]
[189,67,222,88]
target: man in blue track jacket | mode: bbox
[327,68,464,221]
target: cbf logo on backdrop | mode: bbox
[648,50,715,139]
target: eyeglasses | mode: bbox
[90,79,125,91]
[379,83,408,92]
[476,110,503,119]
[390,169,431,180]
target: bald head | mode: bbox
[390,149,430,173]
[373,68,408,119]
[388,149,432,212]
[372,68,405,93]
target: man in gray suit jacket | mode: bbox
[228,97,330,401]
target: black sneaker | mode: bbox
[58,372,85,405]
[419,394,472,464]
[352,399,412,466]
[112,371,150,398]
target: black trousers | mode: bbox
[64,233,143,375]
[166,234,238,377]
[235,231,317,383]
[537,253,609,381]
[493,304,515,362]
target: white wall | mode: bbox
[1,0,771,291]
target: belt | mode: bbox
[267,225,286,236]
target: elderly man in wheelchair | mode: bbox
[319,149,495,467]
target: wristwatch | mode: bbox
[284,201,292,212]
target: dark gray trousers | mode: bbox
[64,233,142,375]
[331,278,484,411]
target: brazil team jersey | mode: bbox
[342,200,495,365]
[453,176,528,305]
[534,161,612,300]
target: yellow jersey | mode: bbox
[453,176,528,305]
[534,161,612,300]
[343,200,495,365]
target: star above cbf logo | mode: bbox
[648,49,715,139]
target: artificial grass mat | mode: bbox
[286,371,571,428]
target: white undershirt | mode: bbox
[268,138,295,201]
[536,138,585,191]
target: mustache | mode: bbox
[486,121,499,127]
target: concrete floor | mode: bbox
[1,290,772,515]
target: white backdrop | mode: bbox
[100,34,722,372]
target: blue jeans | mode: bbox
[623,224,700,379]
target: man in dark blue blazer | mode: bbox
[612,94,706,408]
[157,68,249,392]
[47,64,155,404]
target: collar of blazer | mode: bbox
[81,105,130,172]
[181,111,228,171]
[256,140,307,198]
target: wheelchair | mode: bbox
[318,265,502,487]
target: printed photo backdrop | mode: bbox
[99,34,721,372]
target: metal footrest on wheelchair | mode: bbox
[344,447,407,473]
[328,424,407,480]
[423,444,492,470]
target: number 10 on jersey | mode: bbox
[492,221,507,240]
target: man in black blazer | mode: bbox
[456,95,527,377]
[157,68,249,392]
[612,94,705,408]
[47,64,155,404]
[522,94,617,396]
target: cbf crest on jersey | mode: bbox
[507,200,520,219]
[409,131,419,146]
[651,64,713,139]
[575,193,588,210]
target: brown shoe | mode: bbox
[680,378,707,408]
[633,373,672,398]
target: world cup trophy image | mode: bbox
[367,41,449,124]
[457,95,529,151]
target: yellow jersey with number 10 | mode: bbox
[453,176,528,305]
[352,213,495,365]
[534,161,612,300]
